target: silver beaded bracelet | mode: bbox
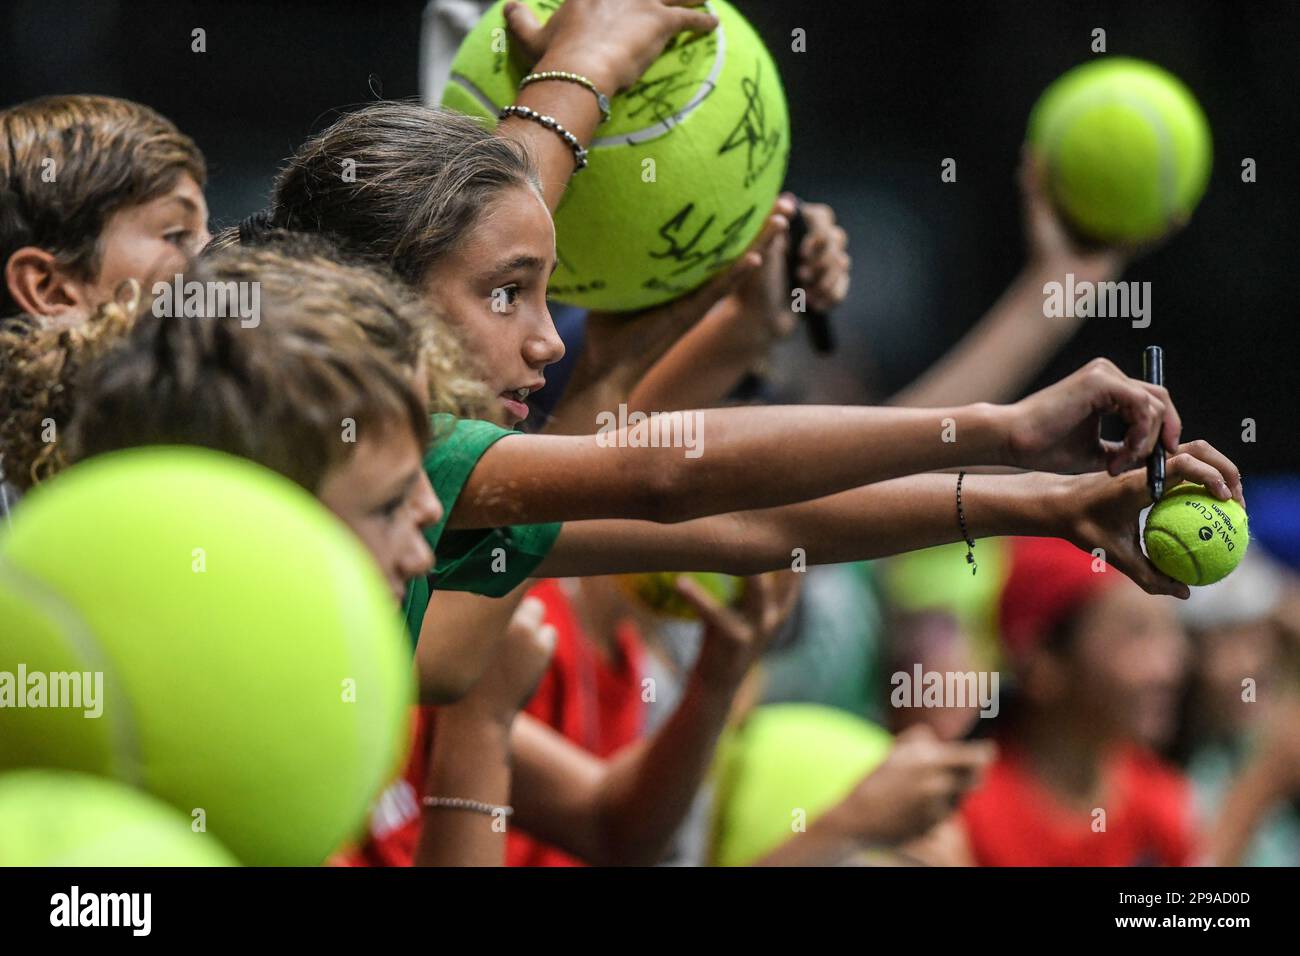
[520,70,612,124]
[497,105,589,172]
[421,795,513,818]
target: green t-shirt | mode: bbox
[401,416,562,643]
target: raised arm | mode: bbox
[414,597,555,866]
[509,573,799,865]
[499,0,719,212]
[887,151,1131,408]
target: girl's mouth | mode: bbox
[499,388,532,421]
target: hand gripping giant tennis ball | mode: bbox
[1027,57,1212,244]
[0,769,238,866]
[0,447,412,866]
[618,570,743,619]
[442,0,790,311]
[1144,483,1249,586]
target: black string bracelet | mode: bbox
[957,470,977,575]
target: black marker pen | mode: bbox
[1143,346,1165,502]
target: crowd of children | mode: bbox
[3,0,1295,868]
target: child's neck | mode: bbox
[1018,710,1114,808]
[567,578,622,663]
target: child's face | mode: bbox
[1066,584,1189,747]
[421,184,564,427]
[82,173,210,314]
[316,426,443,605]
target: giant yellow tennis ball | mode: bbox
[442,0,789,310]
[0,769,238,866]
[1027,57,1212,243]
[710,704,893,866]
[618,570,743,619]
[1144,483,1248,586]
[0,447,412,866]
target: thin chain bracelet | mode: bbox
[422,796,513,818]
[520,70,612,124]
[498,105,588,171]
[957,470,977,575]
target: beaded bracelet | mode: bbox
[498,105,589,172]
[520,70,612,124]
[422,796,513,818]
[957,471,977,575]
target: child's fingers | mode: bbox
[503,2,545,60]
[674,576,750,644]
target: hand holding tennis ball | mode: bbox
[1144,482,1249,586]
[503,0,720,92]
[1028,57,1212,245]
[620,570,744,619]
[680,571,802,690]
[445,0,790,310]
[1058,442,1243,597]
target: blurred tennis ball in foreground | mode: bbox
[0,768,238,866]
[0,447,412,866]
[1028,56,1212,243]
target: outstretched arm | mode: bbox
[451,358,1191,530]
[539,441,1243,599]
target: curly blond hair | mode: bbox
[69,243,498,492]
[0,283,141,491]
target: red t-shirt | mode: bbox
[335,579,644,868]
[331,705,434,867]
[507,579,645,867]
[959,742,1195,866]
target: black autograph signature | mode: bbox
[648,202,758,277]
[718,59,782,188]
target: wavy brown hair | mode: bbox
[253,101,538,286]
[0,95,206,316]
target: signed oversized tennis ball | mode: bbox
[1144,483,1249,586]
[1027,57,1212,243]
[0,769,238,866]
[442,0,790,310]
[0,447,412,866]
[618,571,743,619]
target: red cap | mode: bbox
[998,537,1123,661]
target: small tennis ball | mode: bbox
[1144,483,1249,586]
[1027,57,1212,243]
[618,571,743,619]
[442,0,790,311]
[0,769,238,866]
[0,447,412,866]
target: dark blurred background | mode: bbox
[3,0,1296,472]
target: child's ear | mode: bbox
[4,246,89,321]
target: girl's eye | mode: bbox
[164,230,192,249]
[492,284,521,310]
[378,495,404,519]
